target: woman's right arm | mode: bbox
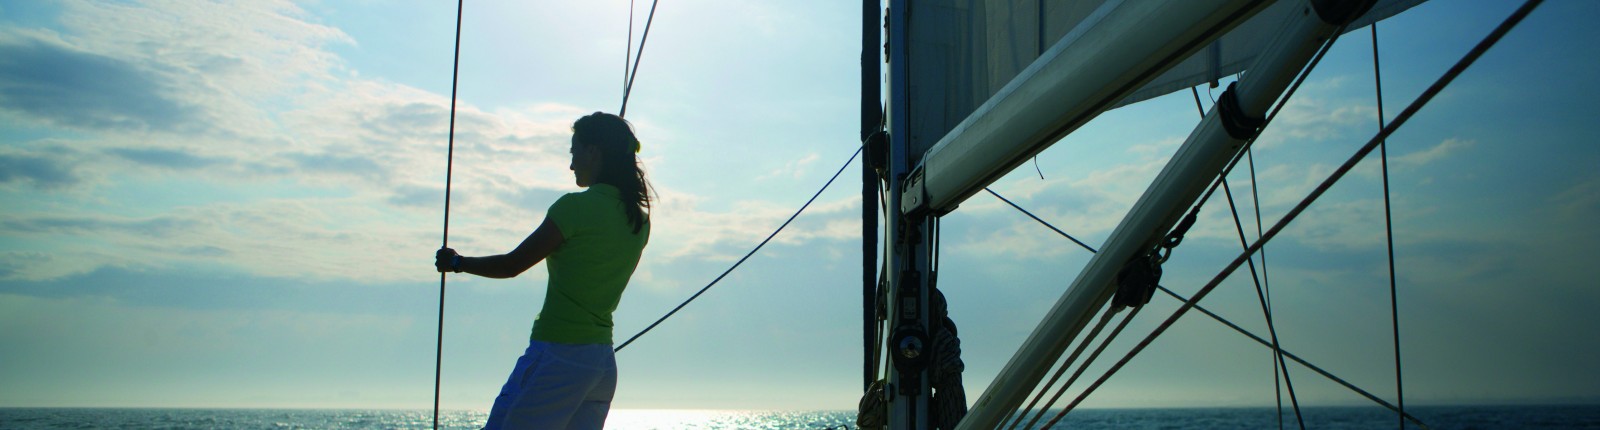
[436,218,564,279]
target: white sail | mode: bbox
[904,0,1425,166]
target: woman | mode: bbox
[434,112,651,429]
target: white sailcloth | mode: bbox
[905,0,1426,163]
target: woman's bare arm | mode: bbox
[438,218,564,279]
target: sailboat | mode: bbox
[851,0,1541,428]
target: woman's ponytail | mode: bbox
[572,112,652,234]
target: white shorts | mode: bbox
[483,340,617,430]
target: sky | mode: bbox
[1,0,1597,413]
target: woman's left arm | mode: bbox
[440,218,564,279]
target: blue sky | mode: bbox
[1,0,1597,413]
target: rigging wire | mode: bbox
[433,0,465,428]
[1053,0,1543,417]
[1371,21,1408,430]
[985,188,1097,253]
[1195,85,1298,430]
[1202,85,1293,430]
[1167,31,1355,429]
[1156,286,1434,429]
[1246,140,1279,430]
[613,147,864,352]
[619,0,660,118]
[1203,79,1299,425]
[623,0,635,95]
[1189,14,1349,220]
[983,17,1353,423]
[989,176,1433,428]
[1222,177,1305,430]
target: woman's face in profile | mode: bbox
[569,136,600,187]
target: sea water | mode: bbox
[2,405,1598,429]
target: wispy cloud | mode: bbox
[0,1,603,284]
[757,152,821,181]
[1393,137,1473,167]
[105,147,229,170]
[0,199,423,282]
[1550,176,1600,221]
[0,144,84,189]
[0,31,198,132]
[1253,78,1379,149]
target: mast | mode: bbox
[861,0,882,393]
[883,0,936,428]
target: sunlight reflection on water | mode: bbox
[605,409,853,429]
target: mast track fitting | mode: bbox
[865,131,891,178]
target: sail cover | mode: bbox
[904,0,1427,162]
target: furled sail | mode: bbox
[904,0,1426,163]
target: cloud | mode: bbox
[104,147,228,170]
[648,189,861,263]
[386,184,443,209]
[0,265,424,314]
[0,147,82,189]
[758,152,821,181]
[1550,176,1600,221]
[54,0,351,95]
[1,214,198,238]
[0,0,353,138]
[952,152,1177,256]
[0,0,1193,314]
[0,1,624,287]
[1251,78,1379,150]
[0,197,442,283]
[275,79,578,204]
[284,151,388,181]
[0,31,198,132]
[1394,137,1473,167]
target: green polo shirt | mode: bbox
[530,183,650,344]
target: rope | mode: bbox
[1055,0,1542,416]
[619,0,660,118]
[433,0,465,428]
[1372,21,1408,430]
[614,147,863,352]
[929,281,969,429]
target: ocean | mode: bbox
[2,405,1598,429]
